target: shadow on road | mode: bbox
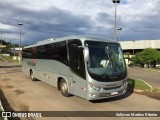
[90,79,135,103]
[0,89,20,120]
[0,65,22,68]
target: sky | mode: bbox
[0,0,160,45]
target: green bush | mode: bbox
[128,63,134,67]
[132,48,160,68]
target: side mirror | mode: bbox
[78,46,89,61]
[84,47,89,61]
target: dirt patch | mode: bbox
[138,92,160,100]
[4,85,14,89]
[0,89,21,120]
[129,89,160,100]
[17,104,36,120]
[0,89,34,120]
[19,104,29,111]
[1,78,11,81]
[7,69,22,74]
[14,90,25,95]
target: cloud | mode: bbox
[117,0,160,40]
[0,0,160,45]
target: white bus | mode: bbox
[22,35,127,100]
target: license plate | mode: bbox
[111,91,118,95]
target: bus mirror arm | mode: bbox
[78,46,89,61]
[78,46,84,49]
[84,47,89,62]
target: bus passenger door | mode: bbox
[69,50,86,99]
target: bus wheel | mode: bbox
[30,70,35,81]
[60,79,70,97]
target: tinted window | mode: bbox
[23,41,68,65]
[68,39,86,79]
[54,41,68,65]
[22,48,29,58]
[23,47,36,58]
[37,46,45,59]
[32,47,37,58]
[68,39,82,49]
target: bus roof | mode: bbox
[24,35,117,49]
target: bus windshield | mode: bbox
[85,41,127,82]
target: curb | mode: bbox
[142,68,160,73]
[0,100,8,120]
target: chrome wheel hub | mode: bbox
[61,83,67,93]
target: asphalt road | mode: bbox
[128,67,160,88]
[0,60,160,120]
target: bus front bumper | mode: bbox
[86,85,127,100]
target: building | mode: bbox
[120,40,160,54]
[120,40,160,66]
[0,45,6,48]
[11,48,22,55]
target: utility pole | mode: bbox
[0,33,2,57]
[18,22,23,62]
[112,0,120,41]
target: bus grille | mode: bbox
[103,85,122,90]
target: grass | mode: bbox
[134,79,151,91]
[1,56,21,62]
[128,78,160,94]
[128,78,151,91]
[1,56,13,62]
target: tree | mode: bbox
[132,48,160,68]
[141,48,160,68]
[131,52,145,67]
[124,52,131,57]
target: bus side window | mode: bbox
[70,51,84,69]
[69,39,86,79]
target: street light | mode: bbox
[0,33,2,46]
[18,23,23,54]
[0,33,2,57]
[117,28,122,42]
[18,22,23,62]
[9,40,11,55]
[112,0,120,41]
[132,40,135,55]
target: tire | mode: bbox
[60,79,71,97]
[30,70,35,81]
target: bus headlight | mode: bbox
[122,80,128,86]
[89,82,102,91]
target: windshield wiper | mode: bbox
[106,51,113,68]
